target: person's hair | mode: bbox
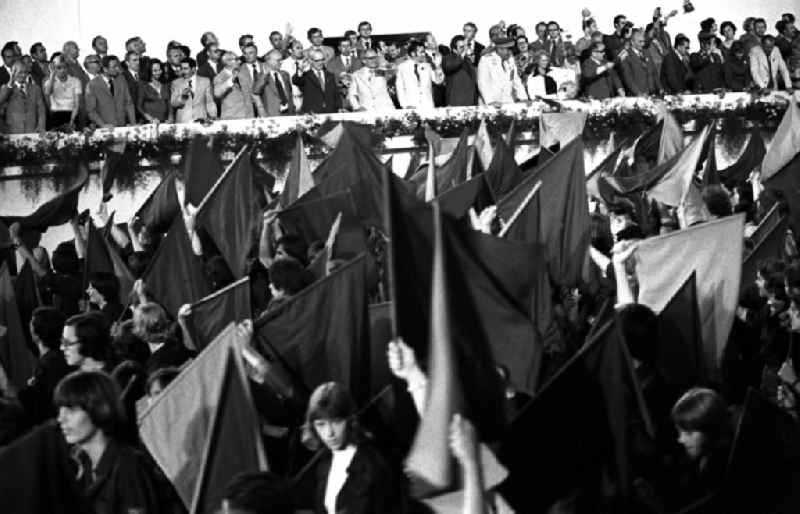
[91,35,105,49]
[124,50,138,63]
[223,471,293,514]
[88,272,120,304]
[204,255,234,291]
[303,382,363,451]
[344,30,357,40]
[547,21,560,30]
[179,44,192,57]
[757,257,786,283]
[269,258,309,295]
[269,30,282,39]
[53,370,126,439]
[700,18,716,32]
[776,20,788,34]
[149,57,163,75]
[65,313,110,362]
[407,41,424,56]
[306,240,325,263]
[730,40,744,55]
[702,185,732,217]
[720,21,737,34]
[464,22,477,32]
[111,319,150,365]
[671,388,730,442]
[358,21,371,31]
[583,18,596,31]
[29,42,44,55]
[783,13,796,24]
[275,234,307,264]
[124,37,138,51]
[450,35,465,50]
[617,303,659,364]
[506,24,520,39]
[145,366,180,395]
[590,41,606,53]
[743,17,755,32]
[200,31,215,47]
[180,56,196,68]
[101,55,119,69]
[675,34,690,48]
[761,35,776,45]
[31,307,66,350]
[307,27,322,40]
[754,17,766,26]
[238,34,254,48]
[614,14,627,26]
[132,302,171,344]
[50,52,63,62]
[111,359,146,400]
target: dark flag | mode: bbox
[0,262,37,391]
[436,173,496,220]
[13,261,41,348]
[0,219,16,275]
[498,138,590,287]
[250,154,276,205]
[15,163,88,232]
[135,170,180,234]
[196,147,260,278]
[498,310,649,512]
[254,255,370,403]
[519,145,555,173]
[184,136,224,207]
[485,136,523,198]
[700,128,720,187]
[741,205,788,288]
[409,130,470,197]
[404,150,422,180]
[84,219,134,304]
[142,217,210,317]
[656,271,704,390]
[720,127,766,189]
[100,143,137,202]
[632,119,664,165]
[183,277,251,352]
[763,152,800,236]
[280,133,315,208]
[191,346,268,514]
[586,139,630,200]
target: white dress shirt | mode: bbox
[395,59,443,109]
[281,56,304,109]
[324,445,357,514]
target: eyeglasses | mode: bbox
[61,338,81,348]
[312,58,326,63]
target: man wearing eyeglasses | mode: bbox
[348,49,394,111]
[581,42,625,99]
[293,49,340,113]
[545,21,566,67]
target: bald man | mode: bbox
[292,49,340,113]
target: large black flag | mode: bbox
[184,136,225,207]
[656,271,704,390]
[11,163,88,232]
[135,170,180,234]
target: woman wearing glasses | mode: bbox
[61,313,113,373]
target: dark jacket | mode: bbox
[661,50,692,94]
[689,52,725,93]
[723,58,751,91]
[581,58,623,99]
[18,350,73,425]
[144,339,193,376]
[83,440,160,514]
[620,49,659,96]
[442,53,478,106]
[313,445,401,514]
[293,69,340,114]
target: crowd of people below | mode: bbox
[0,10,799,134]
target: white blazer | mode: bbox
[477,51,528,105]
[749,45,792,89]
[347,67,395,111]
[395,59,443,109]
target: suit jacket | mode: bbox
[293,69,340,113]
[238,61,264,116]
[689,51,726,93]
[0,65,10,87]
[620,49,659,96]
[603,33,626,60]
[661,50,692,94]
[86,439,160,514]
[213,68,256,119]
[749,45,792,90]
[442,53,478,106]
[253,69,296,117]
[85,75,136,127]
[121,69,142,120]
[477,52,528,104]
[171,75,217,123]
[197,60,223,81]
[30,61,50,87]
[395,59,443,109]
[581,58,623,99]
[0,82,46,133]
[347,67,395,111]
[724,59,751,91]
[17,350,72,425]
[137,80,172,121]
[313,445,401,514]
[327,54,363,80]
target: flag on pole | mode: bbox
[184,136,224,207]
[0,262,36,392]
[14,163,88,232]
[280,133,315,207]
[761,100,800,181]
[485,136,523,198]
[720,128,766,188]
[657,110,684,165]
[538,112,587,149]
[647,125,711,207]
[183,277,251,352]
[474,119,494,171]
[656,271,705,389]
[135,170,181,234]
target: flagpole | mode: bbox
[498,180,542,238]
[195,144,249,213]
[381,166,399,340]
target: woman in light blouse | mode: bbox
[42,55,80,129]
[136,59,172,123]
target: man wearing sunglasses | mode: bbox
[292,49,340,113]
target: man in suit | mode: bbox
[750,35,793,91]
[395,41,443,109]
[0,44,16,85]
[196,31,218,68]
[292,49,340,113]
[84,55,135,128]
[171,57,217,123]
[254,49,295,117]
[603,14,628,60]
[347,49,395,111]
[477,37,528,105]
[214,51,254,120]
[281,40,307,112]
[121,51,142,120]
[197,43,223,81]
[238,43,263,117]
[0,61,46,133]
[581,42,625,99]
[690,32,726,92]
[327,39,362,82]
[545,21,567,67]
[661,34,693,94]
[28,43,49,86]
[620,29,659,96]
[463,22,485,65]
[304,28,335,63]
[355,21,375,57]
[443,36,478,106]
[164,44,185,84]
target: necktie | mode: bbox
[108,78,114,96]
[344,56,350,71]
[274,72,288,104]
[295,62,300,75]
[414,63,420,82]
[767,52,774,88]
[188,79,193,97]
[252,64,258,80]
[132,71,138,81]
[19,83,26,96]
[318,70,325,90]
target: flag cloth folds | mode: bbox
[254,255,370,403]
[196,147,260,278]
[720,127,766,188]
[183,277,251,352]
[586,139,629,200]
[635,214,745,376]
[485,135,523,198]
[497,138,590,287]
[190,345,267,514]
[142,217,210,317]
[280,133,315,207]
[436,173,496,220]
[184,136,225,207]
[139,323,266,510]
[764,151,800,236]
[13,261,40,346]
[741,206,788,288]
[761,100,800,181]
[135,170,180,234]
[100,142,137,201]
[409,130,470,198]
[646,126,710,207]
[656,110,684,165]
[84,219,134,304]
[405,202,460,490]
[656,272,705,389]
[0,262,36,391]
[474,119,494,171]
[538,112,587,148]
[14,163,88,232]
[700,128,721,187]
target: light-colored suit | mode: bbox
[477,51,529,105]
[750,45,792,90]
[253,69,296,117]
[171,75,217,123]
[238,61,263,117]
[213,68,256,120]
[347,67,395,111]
[395,59,444,109]
[281,57,305,110]
[85,75,136,127]
[0,82,46,133]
